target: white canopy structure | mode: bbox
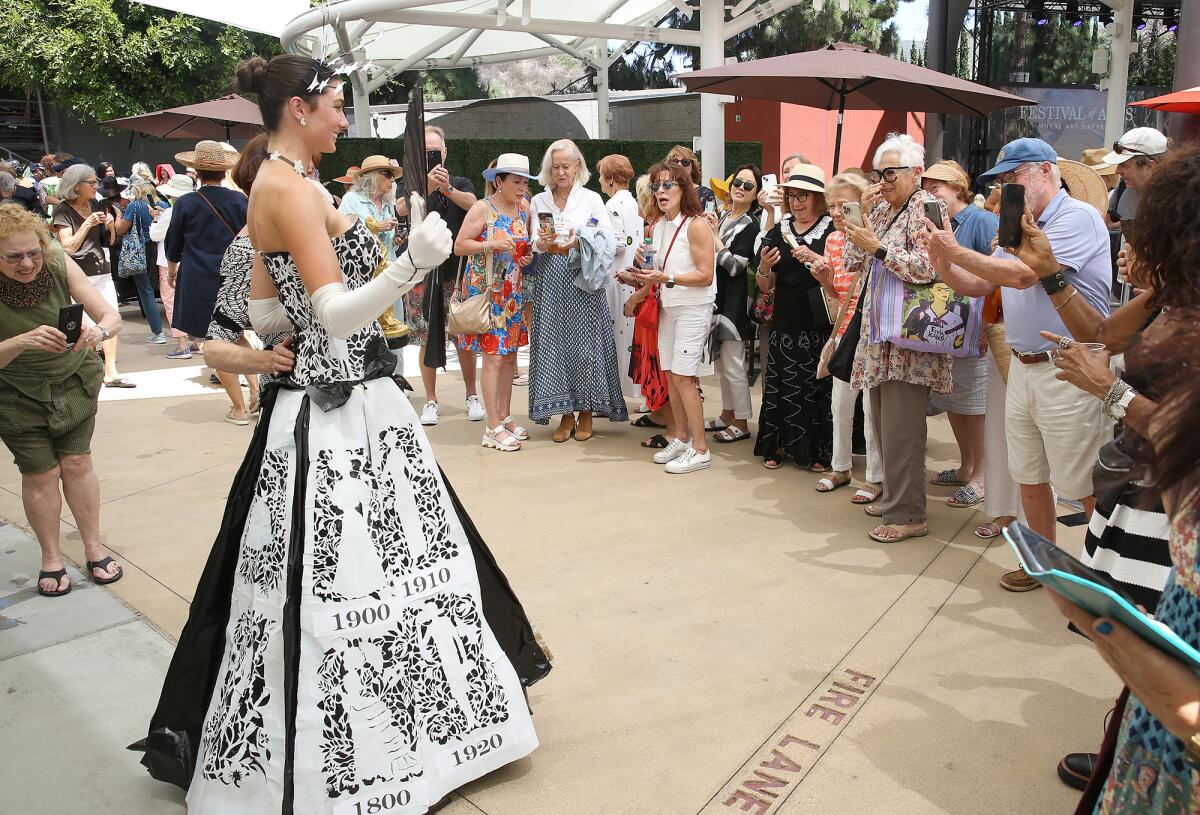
[134,0,814,183]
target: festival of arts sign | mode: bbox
[993,84,1166,159]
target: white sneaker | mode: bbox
[147,333,167,344]
[653,438,690,464]
[666,447,712,474]
[419,401,440,426]
[466,394,486,422]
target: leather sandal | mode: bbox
[868,524,928,543]
[815,471,852,492]
[87,556,123,585]
[37,568,71,597]
[502,415,529,441]
[851,483,882,505]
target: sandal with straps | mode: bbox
[502,415,529,441]
[37,568,72,597]
[815,471,852,492]
[483,426,522,452]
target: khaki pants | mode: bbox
[869,379,932,525]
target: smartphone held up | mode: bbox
[998,183,1025,250]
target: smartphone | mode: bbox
[998,183,1025,249]
[923,200,944,231]
[537,212,554,233]
[842,201,864,229]
[704,199,716,214]
[59,303,84,349]
[426,149,442,172]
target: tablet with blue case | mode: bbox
[1003,523,1200,672]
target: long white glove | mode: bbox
[311,193,453,339]
[248,296,294,334]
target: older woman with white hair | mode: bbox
[841,133,950,543]
[338,155,400,260]
[529,138,628,442]
[50,163,134,387]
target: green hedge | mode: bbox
[324,137,762,195]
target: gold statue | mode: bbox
[364,214,411,347]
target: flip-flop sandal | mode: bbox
[87,556,123,585]
[703,417,728,431]
[632,415,666,429]
[37,568,72,597]
[929,468,967,487]
[762,456,783,470]
[713,427,750,443]
[815,472,852,492]
[868,525,929,544]
[641,434,669,449]
[948,484,985,508]
[104,377,137,388]
[974,522,1004,540]
[851,485,882,505]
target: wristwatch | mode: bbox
[874,247,888,262]
[665,271,676,288]
[98,326,112,341]
[1109,384,1137,420]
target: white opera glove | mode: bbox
[248,296,294,334]
[398,192,452,271]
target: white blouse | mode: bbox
[531,185,611,232]
[605,188,643,272]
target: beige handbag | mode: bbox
[447,208,499,335]
[816,265,866,379]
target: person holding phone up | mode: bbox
[0,205,124,597]
[924,138,1113,593]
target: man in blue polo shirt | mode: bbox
[925,138,1112,592]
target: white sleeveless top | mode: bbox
[653,214,716,307]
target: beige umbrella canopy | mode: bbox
[675,42,1036,171]
[101,94,264,141]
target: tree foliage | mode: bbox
[0,0,279,121]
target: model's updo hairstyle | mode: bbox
[234,54,337,133]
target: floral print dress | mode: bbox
[456,201,530,356]
[843,191,953,395]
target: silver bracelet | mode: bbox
[1101,379,1131,418]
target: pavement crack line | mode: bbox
[697,534,998,814]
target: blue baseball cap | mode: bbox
[978,138,1058,182]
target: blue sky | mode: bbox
[895,0,930,40]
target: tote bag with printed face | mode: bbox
[868,270,982,358]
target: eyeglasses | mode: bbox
[669,158,694,167]
[730,178,756,191]
[877,167,912,183]
[80,178,98,186]
[650,181,677,192]
[785,190,814,201]
[0,248,44,265]
[996,164,1037,185]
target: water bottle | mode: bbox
[641,236,655,270]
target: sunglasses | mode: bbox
[650,181,677,192]
[669,158,693,167]
[379,170,395,180]
[730,178,756,191]
[877,167,913,183]
[1111,141,1147,157]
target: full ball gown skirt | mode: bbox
[527,253,630,424]
[133,220,549,814]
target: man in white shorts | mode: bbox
[927,138,1112,591]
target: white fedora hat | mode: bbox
[483,153,536,182]
[157,174,196,199]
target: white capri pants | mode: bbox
[832,377,883,483]
[717,339,753,420]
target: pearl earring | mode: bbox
[300,116,307,127]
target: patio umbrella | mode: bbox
[100,94,264,141]
[675,42,1035,172]
[1130,86,1200,114]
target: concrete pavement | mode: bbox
[0,311,1119,814]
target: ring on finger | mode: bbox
[1058,336,1073,350]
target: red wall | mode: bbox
[725,97,926,176]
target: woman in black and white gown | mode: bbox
[133,54,548,814]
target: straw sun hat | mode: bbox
[779,164,826,193]
[353,155,399,178]
[1057,159,1109,217]
[174,140,239,172]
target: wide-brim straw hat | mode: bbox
[482,153,536,182]
[334,166,360,184]
[922,162,971,191]
[779,163,826,193]
[157,174,196,199]
[353,155,396,178]
[1080,147,1117,177]
[1057,159,1109,216]
[174,140,238,172]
